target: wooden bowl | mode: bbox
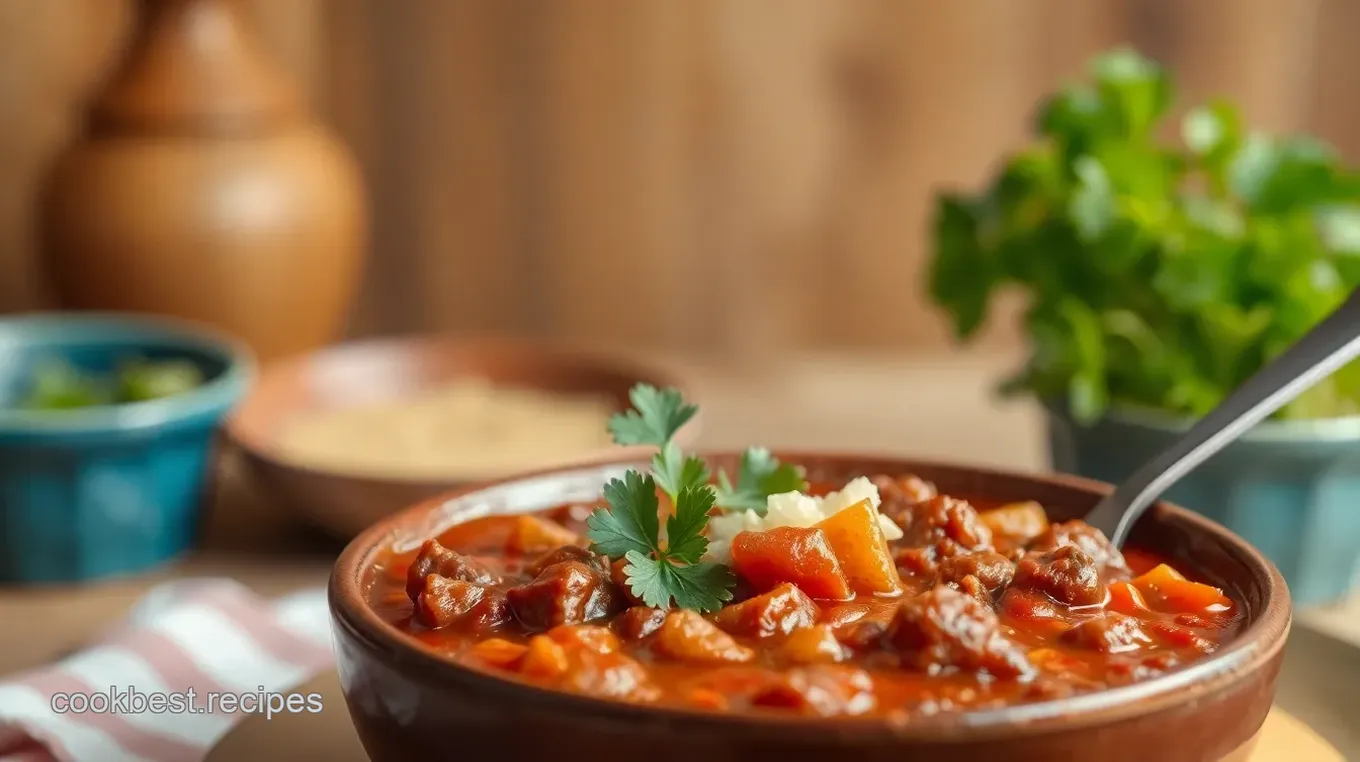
[224,337,695,538]
[329,453,1291,762]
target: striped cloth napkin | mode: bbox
[0,579,334,762]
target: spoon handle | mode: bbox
[1086,288,1360,547]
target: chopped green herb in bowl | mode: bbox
[20,357,205,411]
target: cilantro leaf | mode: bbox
[664,484,714,562]
[585,471,660,558]
[715,447,806,515]
[621,551,672,610]
[652,441,710,502]
[664,562,736,613]
[621,553,735,614]
[608,385,697,447]
[587,384,740,612]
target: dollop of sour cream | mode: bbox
[705,476,902,564]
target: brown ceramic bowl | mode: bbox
[224,337,695,538]
[329,452,1291,762]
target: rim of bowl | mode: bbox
[1045,397,1360,443]
[0,312,256,434]
[224,335,700,487]
[330,451,1292,743]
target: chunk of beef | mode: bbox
[526,545,609,578]
[714,583,820,638]
[835,619,890,652]
[415,576,510,630]
[654,610,754,665]
[561,650,661,702]
[892,496,996,579]
[935,551,1015,599]
[1011,546,1102,607]
[1061,613,1154,654]
[1027,520,1131,577]
[405,539,499,599]
[887,586,1034,679]
[615,606,667,640]
[750,666,877,717]
[871,475,937,529]
[896,495,994,551]
[506,560,620,631]
[609,557,643,606]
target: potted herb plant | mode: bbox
[928,48,1360,605]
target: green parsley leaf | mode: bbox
[663,562,736,612]
[586,383,748,612]
[584,471,660,559]
[620,552,735,614]
[663,484,714,562]
[620,550,672,610]
[652,441,710,503]
[608,384,698,447]
[714,447,806,515]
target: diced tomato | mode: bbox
[730,527,853,600]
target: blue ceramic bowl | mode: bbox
[1048,403,1360,605]
[0,313,254,584]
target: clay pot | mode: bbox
[39,0,367,362]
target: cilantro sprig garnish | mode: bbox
[584,384,804,612]
[714,447,805,516]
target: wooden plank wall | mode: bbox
[0,0,1348,358]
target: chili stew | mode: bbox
[365,473,1239,720]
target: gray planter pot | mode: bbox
[1047,403,1360,605]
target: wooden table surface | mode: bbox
[0,351,1354,758]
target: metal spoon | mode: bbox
[1085,288,1360,548]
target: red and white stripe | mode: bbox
[0,580,333,762]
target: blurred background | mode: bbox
[3,0,1354,357]
[1,3,1359,757]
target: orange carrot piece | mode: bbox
[1106,581,1151,616]
[520,635,570,680]
[547,624,621,655]
[507,515,582,555]
[814,499,903,596]
[469,638,529,669]
[980,501,1050,545]
[1132,564,1233,614]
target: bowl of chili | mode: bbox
[330,449,1289,762]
